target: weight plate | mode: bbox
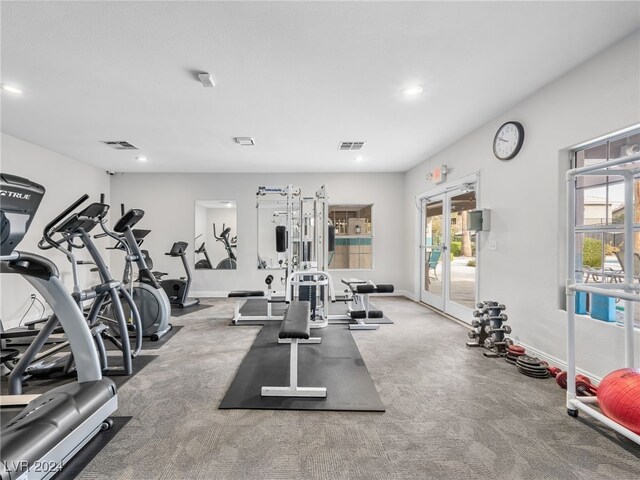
[508,345,525,353]
[515,358,545,368]
[517,355,542,366]
[518,370,550,379]
[516,364,549,374]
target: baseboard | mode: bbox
[192,289,416,300]
[396,289,417,301]
[191,291,230,298]
[514,341,602,384]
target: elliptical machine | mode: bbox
[213,223,237,269]
[158,242,199,308]
[103,206,173,340]
[11,193,144,386]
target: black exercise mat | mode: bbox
[219,324,385,412]
[1,355,157,395]
[52,416,131,480]
[171,303,212,317]
[237,298,393,324]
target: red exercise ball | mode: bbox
[597,368,640,435]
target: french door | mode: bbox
[420,182,478,322]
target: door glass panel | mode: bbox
[424,199,444,297]
[448,191,476,309]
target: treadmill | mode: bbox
[0,173,117,480]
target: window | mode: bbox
[328,204,373,269]
[572,128,640,326]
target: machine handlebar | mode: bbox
[41,194,89,249]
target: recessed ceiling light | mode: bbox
[402,85,423,96]
[136,156,148,162]
[2,84,23,95]
[355,156,365,162]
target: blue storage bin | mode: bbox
[590,294,615,322]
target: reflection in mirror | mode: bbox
[328,204,373,269]
[257,200,288,269]
[194,200,237,270]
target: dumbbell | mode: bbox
[484,325,512,334]
[555,371,597,395]
[473,310,483,317]
[483,338,495,349]
[467,330,478,339]
[471,319,482,328]
[548,366,562,378]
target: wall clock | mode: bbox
[493,121,524,160]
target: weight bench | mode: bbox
[261,301,327,398]
[230,275,287,324]
[341,278,394,330]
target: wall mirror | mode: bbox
[257,200,290,269]
[194,200,237,270]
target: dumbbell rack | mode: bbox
[467,300,512,357]
[566,152,640,445]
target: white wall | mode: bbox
[0,133,111,329]
[110,172,405,295]
[403,32,640,379]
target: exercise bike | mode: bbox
[213,223,237,269]
[157,241,200,308]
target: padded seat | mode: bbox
[355,284,375,294]
[375,284,394,293]
[279,301,310,339]
[228,290,265,298]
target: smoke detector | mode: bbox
[234,137,255,146]
[198,72,215,88]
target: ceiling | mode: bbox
[1,1,639,173]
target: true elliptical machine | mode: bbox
[0,173,117,480]
[102,206,173,340]
[213,223,237,269]
[158,241,199,308]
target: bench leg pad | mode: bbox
[349,324,379,330]
[261,386,327,397]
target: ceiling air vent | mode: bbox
[338,141,365,151]
[234,137,255,146]
[100,141,139,150]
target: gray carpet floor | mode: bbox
[75,297,640,480]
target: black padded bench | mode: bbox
[228,290,265,298]
[341,279,395,329]
[261,301,327,398]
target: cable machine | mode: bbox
[255,185,335,327]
